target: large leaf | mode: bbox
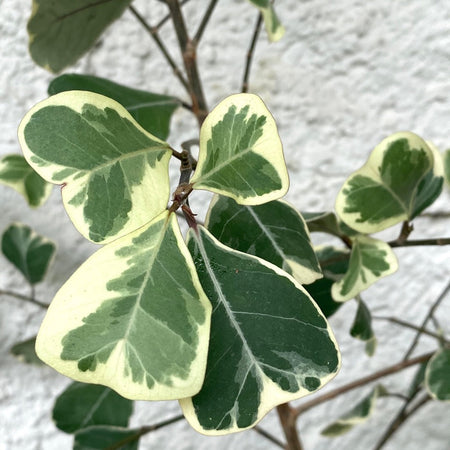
[28,0,132,73]
[73,426,139,450]
[304,246,350,318]
[19,91,172,244]
[35,212,212,400]
[53,382,133,433]
[350,298,377,356]
[1,223,55,284]
[321,385,386,437]
[0,154,52,207]
[191,94,289,205]
[425,348,450,401]
[48,74,180,140]
[10,336,44,366]
[331,236,398,302]
[205,195,321,285]
[247,0,285,42]
[336,132,443,233]
[180,227,340,435]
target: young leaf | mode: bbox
[408,362,427,397]
[48,74,181,140]
[10,336,44,366]
[35,212,212,401]
[0,154,52,207]
[206,195,321,285]
[180,227,340,435]
[444,149,450,185]
[246,0,285,42]
[302,211,342,238]
[18,91,172,244]
[304,246,350,318]
[425,348,450,401]
[331,236,398,302]
[73,426,139,450]
[191,94,289,205]
[28,0,132,73]
[53,382,133,433]
[321,385,385,437]
[336,132,442,233]
[2,223,55,284]
[350,298,377,356]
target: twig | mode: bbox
[253,425,286,448]
[0,289,48,309]
[193,0,220,45]
[242,13,263,93]
[373,394,431,450]
[403,280,450,361]
[277,403,303,450]
[293,351,434,418]
[129,5,190,93]
[418,211,450,219]
[155,0,191,29]
[395,221,413,245]
[389,237,450,247]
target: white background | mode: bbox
[1,1,449,449]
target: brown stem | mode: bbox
[155,0,191,29]
[253,425,286,448]
[242,12,263,93]
[166,0,209,125]
[389,237,450,247]
[0,289,48,309]
[277,403,303,450]
[294,351,434,418]
[193,0,219,44]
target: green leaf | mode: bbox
[35,212,212,400]
[247,0,285,42]
[321,385,385,437]
[444,149,450,185]
[331,236,398,302]
[408,362,427,397]
[2,223,56,284]
[180,227,340,435]
[302,211,342,238]
[206,195,321,285]
[19,91,172,244]
[10,336,44,366]
[350,298,377,356]
[48,74,180,140]
[73,426,139,450]
[336,132,443,233]
[304,246,350,318]
[53,382,133,433]
[28,0,132,73]
[0,154,52,207]
[425,348,450,401]
[191,94,289,205]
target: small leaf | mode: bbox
[10,336,44,366]
[425,348,450,401]
[206,195,321,284]
[350,298,377,356]
[444,149,450,185]
[180,227,340,435]
[36,212,212,400]
[28,0,132,73]
[304,246,350,318]
[408,362,427,397]
[331,236,398,302]
[0,154,52,207]
[73,426,139,450]
[246,0,285,42]
[321,385,385,437]
[48,74,180,140]
[302,211,342,238]
[191,94,289,205]
[336,132,442,233]
[53,382,133,433]
[19,91,172,244]
[2,223,56,284]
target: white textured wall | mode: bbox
[1,0,449,449]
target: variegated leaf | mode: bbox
[331,236,398,302]
[336,132,443,233]
[425,348,450,401]
[19,91,172,244]
[28,0,132,73]
[180,226,340,435]
[191,94,289,205]
[246,0,285,42]
[205,195,321,285]
[0,154,52,207]
[36,212,211,400]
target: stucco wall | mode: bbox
[1,0,449,449]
